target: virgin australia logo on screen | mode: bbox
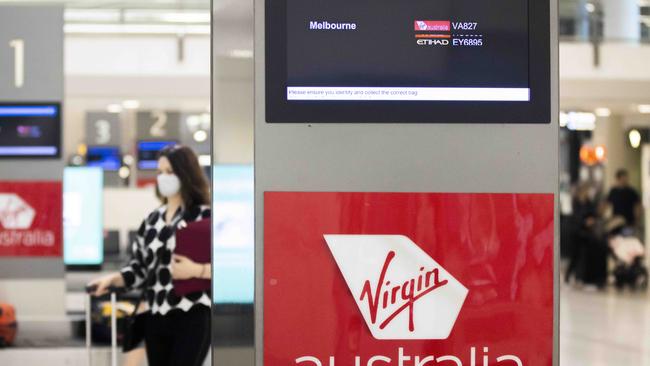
[0,193,35,229]
[414,20,451,31]
[324,235,468,339]
[0,193,54,248]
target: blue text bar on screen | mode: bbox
[0,105,58,117]
[0,146,58,155]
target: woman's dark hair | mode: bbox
[156,145,210,208]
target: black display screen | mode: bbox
[87,146,121,171]
[266,0,550,123]
[0,103,61,158]
[137,140,177,170]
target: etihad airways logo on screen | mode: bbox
[324,235,468,340]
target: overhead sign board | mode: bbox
[0,5,63,101]
[86,111,121,146]
[136,110,181,141]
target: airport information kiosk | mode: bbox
[214,0,558,365]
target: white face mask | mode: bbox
[157,173,181,197]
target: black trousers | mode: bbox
[144,306,211,366]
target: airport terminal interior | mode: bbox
[0,0,649,365]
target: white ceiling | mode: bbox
[0,0,255,18]
[2,0,647,118]
[0,0,252,35]
[0,0,209,10]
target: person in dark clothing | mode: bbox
[565,183,597,284]
[579,224,609,288]
[607,169,641,227]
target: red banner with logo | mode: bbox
[0,181,62,257]
[265,192,554,366]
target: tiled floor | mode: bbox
[561,285,650,365]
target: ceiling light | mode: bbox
[198,155,211,166]
[629,129,642,149]
[566,112,596,131]
[594,145,606,161]
[118,166,131,179]
[594,107,611,117]
[64,24,210,35]
[122,100,141,109]
[121,10,210,24]
[193,130,208,143]
[585,3,596,13]
[123,154,135,166]
[64,9,121,23]
[107,104,123,113]
[70,155,84,166]
[77,143,87,156]
[638,105,650,114]
[159,12,210,23]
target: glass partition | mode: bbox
[211,0,255,364]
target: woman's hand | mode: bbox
[87,273,124,296]
[172,254,204,280]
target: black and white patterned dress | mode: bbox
[120,204,211,315]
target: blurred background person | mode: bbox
[606,169,641,230]
[565,183,597,285]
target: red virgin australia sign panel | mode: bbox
[0,181,62,256]
[264,192,554,366]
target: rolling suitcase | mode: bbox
[85,285,120,366]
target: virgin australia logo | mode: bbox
[324,235,468,340]
[0,193,35,229]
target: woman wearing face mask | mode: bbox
[88,145,211,366]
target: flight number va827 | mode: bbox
[452,22,478,30]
